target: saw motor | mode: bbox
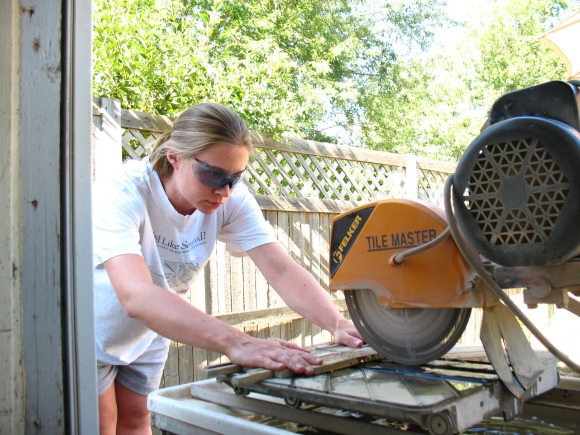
[329,80,580,384]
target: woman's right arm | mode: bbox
[104,253,323,374]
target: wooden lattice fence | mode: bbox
[91,97,553,387]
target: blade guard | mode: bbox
[329,199,490,309]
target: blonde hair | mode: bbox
[149,103,252,178]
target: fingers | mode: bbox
[265,343,322,374]
[254,355,316,375]
[274,339,308,352]
[271,355,315,375]
[257,359,286,371]
[333,319,365,348]
[227,337,323,375]
[342,334,364,348]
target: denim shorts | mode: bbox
[97,334,170,396]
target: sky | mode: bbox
[436,0,481,46]
[445,0,473,21]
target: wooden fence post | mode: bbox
[92,97,122,181]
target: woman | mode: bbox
[93,102,363,434]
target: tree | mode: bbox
[92,0,447,139]
[358,0,579,161]
[473,0,574,93]
[93,0,579,162]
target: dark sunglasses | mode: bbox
[191,156,245,189]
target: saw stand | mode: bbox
[178,343,559,435]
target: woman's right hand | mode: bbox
[225,336,323,375]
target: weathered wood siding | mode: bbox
[92,98,553,387]
[0,1,25,431]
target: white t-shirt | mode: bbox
[93,157,276,365]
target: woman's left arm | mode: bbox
[248,242,364,348]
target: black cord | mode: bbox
[443,174,580,374]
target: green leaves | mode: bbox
[355,0,578,161]
[93,0,578,163]
[93,0,446,140]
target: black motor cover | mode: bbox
[452,81,580,267]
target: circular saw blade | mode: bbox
[345,289,471,365]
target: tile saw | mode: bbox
[329,80,580,398]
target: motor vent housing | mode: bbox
[452,81,580,267]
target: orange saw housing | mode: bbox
[329,199,495,309]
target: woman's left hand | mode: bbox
[333,318,365,348]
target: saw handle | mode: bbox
[390,227,451,265]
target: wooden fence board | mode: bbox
[121,108,173,133]
[254,194,357,213]
[177,343,194,386]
